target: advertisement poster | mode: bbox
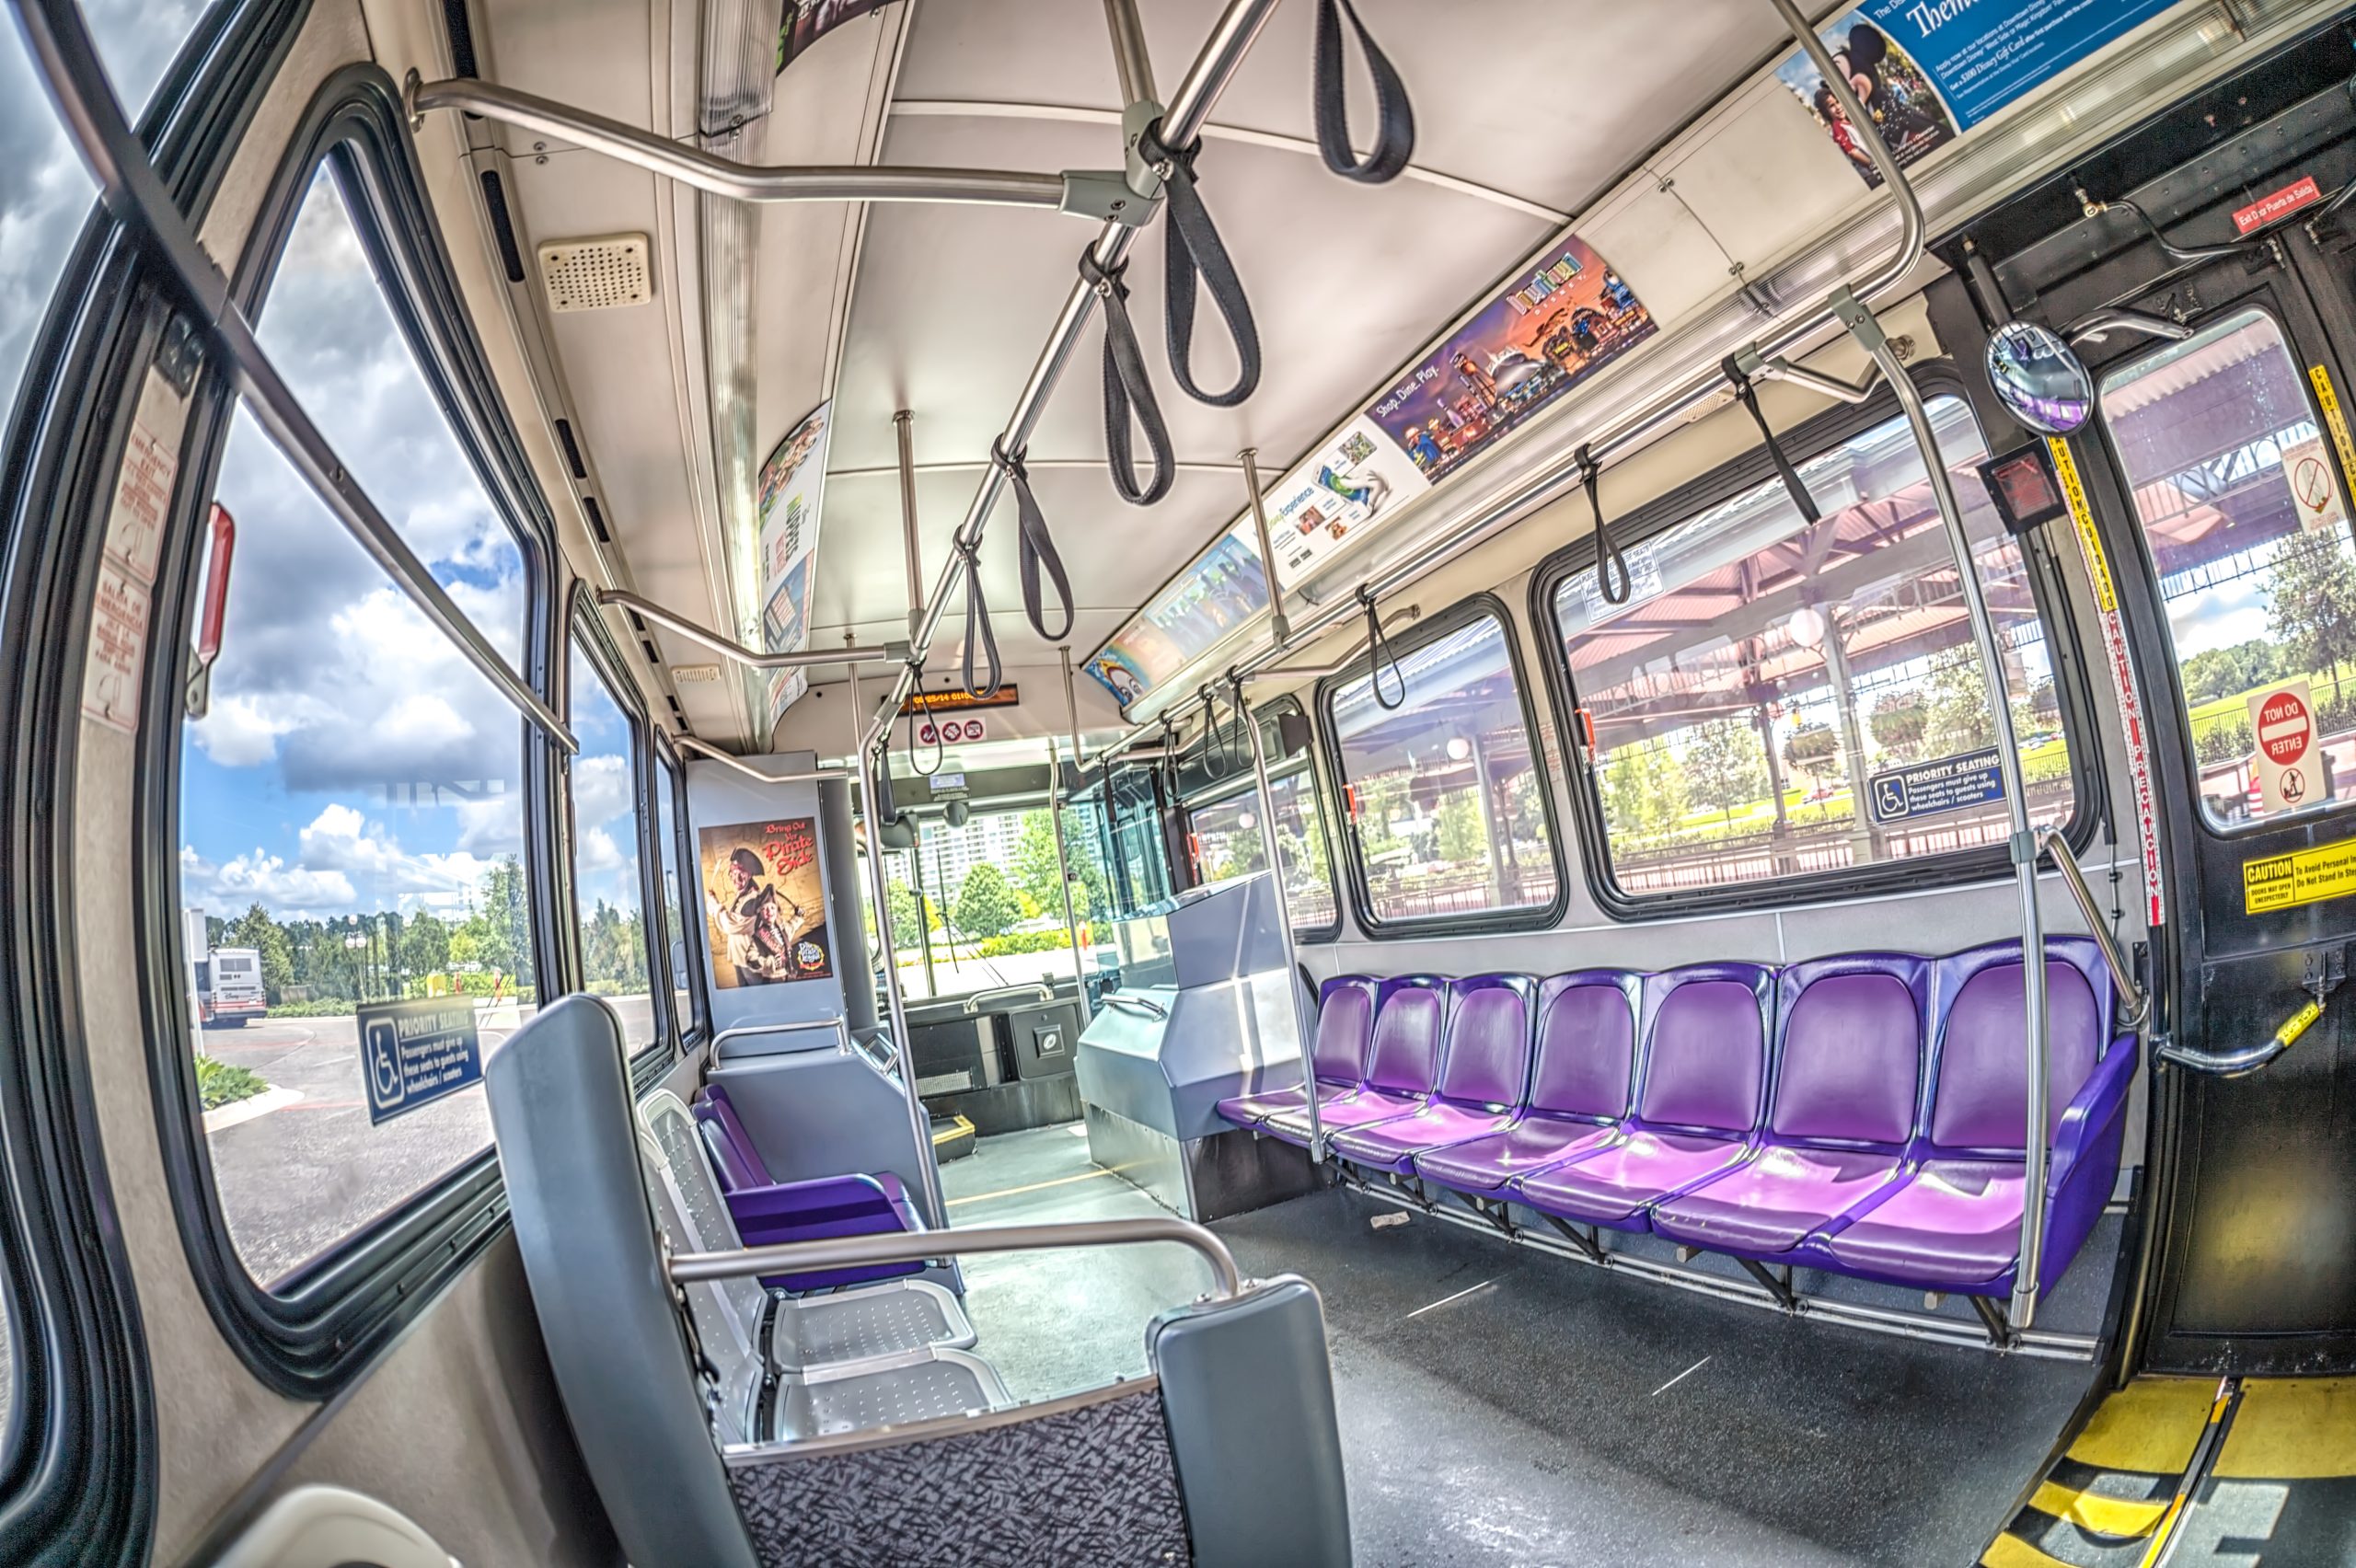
[1368,236,1654,485]
[699,816,835,989]
[1086,525,1269,709]
[757,402,830,723]
[1265,415,1433,592]
[1782,1,2177,188]
[777,0,893,73]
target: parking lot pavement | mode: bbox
[198,992,656,1286]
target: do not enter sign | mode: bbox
[2248,678,2316,814]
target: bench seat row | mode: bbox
[1216,942,2136,1300]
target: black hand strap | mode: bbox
[1139,121,1261,409]
[992,439,1074,640]
[1195,686,1220,772]
[952,533,1001,700]
[1080,249,1175,505]
[1227,673,1253,772]
[1311,0,1415,184]
[905,706,943,778]
[1723,356,1819,524]
[1360,586,1406,710]
[1578,444,1632,606]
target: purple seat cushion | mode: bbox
[1512,1129,1750,1226]
[1638,978,1766,1133]
[1362,983,1448,1095]
[1327,1103,1519,1173]
[1773,971,1920,1145]
[1649,1146,1905,1255]
[1529,978,1637,1119]
[694,1084,774,1189]
[1815,1159,2025,1288]
[1413,1115,1622,1193]
[1435,983,1530,1108]
[1932,955,2102,1150]
[1260,1087,1424,1146]
[1216,1080,1354,1129]
[1311,982,1376,1082]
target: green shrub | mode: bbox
[195,1054,269,1110]
[975,929,1073,958]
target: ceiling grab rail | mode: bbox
[669,1216,1244,1301]
[1781,0,2049,1338]
[9,0,579,754]
[2034,827,2153,1032]
[595,589,905,671]
[857,0,1287,760]
[674,736,851,787]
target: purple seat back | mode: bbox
[693,1108,764,1192]
[1927,938,2108,1152]
[694,1082,776,1187]
[1769,954,1928,1147]
[1311,976,1378,1085]
[1529,971,1641,1121]
[1362,975,1448,1095]
[1437,975,1536,1109]
[1634,964,1773,1134]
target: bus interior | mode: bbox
[5,0,2356,1563]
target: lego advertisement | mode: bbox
[1263,415,1433,593]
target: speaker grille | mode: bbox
[537,234,653,312]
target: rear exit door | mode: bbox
[2075,227,2356,1373]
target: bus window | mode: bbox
[884,806,1106,997]
[2097,309,2356,827]
[1100,767,1172,917]
[1184,770,1338,934]
[1326,604,1561,928]
[174,158,545,1288]
[567,635,654,1055]
[653,749,698,1037]
[1549,397,2074,903]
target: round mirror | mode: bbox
[1984,320,2094,435]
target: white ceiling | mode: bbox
[469,0,1805,738]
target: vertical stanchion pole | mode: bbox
[895,410,923,644]
[1047,737,1095,1023]
[1240,447,1290,644]
[1242,690,1320,1161]
[858,744,949,1229]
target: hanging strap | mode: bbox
[992,439,1074,640]
[1311,0,1415,184]
[1080,250,1176,506]
[1359,586,1406,711]
[952,533,1001,700]
[1723,355,1819,524]
[1138,120,1261,409]
[1195,686,1221,772]
[1578,444,1632,606]
[1227,673,1252,773]
[905,706,944,778]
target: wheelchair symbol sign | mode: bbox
[1874,777,1909,820]
[365,1020,405,1112]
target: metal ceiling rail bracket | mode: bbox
[857,0,1285,760]
[10,0,579,754]
[406,75,1153,225]
[1728,342,1882,406]
[675,734,851,786]
[595,589,905,670]
[1103,0,1167,201]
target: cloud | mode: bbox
[190,692,295,767]
[187,845,358,919]
[572,752,633,830]
[578,825,624,873]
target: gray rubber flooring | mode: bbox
[942,1124,2102,1567]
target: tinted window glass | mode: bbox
[1185,770,1336,932]
[569,640,653,1051]
[1552,398,2073,898]
[1327,611,1559,923]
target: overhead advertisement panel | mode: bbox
[1780,0,2179,188]
[1086,524,1269,709]
[758,401,830,725]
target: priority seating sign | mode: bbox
[2247,678,2316,814]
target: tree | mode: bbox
[953,862,1021,940]
[885,879,925,949]
[400,911,451,978]
[2180,639,2285,705]
[475,856,535,987]
[2269,531,2356,703]
[225,901,294,1001]
[1683,718,1769,822]
[1921,654,1995,757]
[1011,812,1065,911]
[1868,694,1928,762]
[1433,790,1485,866]
[1598,741,1687,844]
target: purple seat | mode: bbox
[1329,974,1536,1173]
[691,1082,924,1291]
[1414,971,1639,1193]
[1650,955,1927,1257]
[1812,938,2135,1295]
[1513,964,1773,1230]
[1217,975,1376,1129]
[1262,975,1446,1148]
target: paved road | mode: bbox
[200,993,656,1286]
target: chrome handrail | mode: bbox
[2035,828,2153,1031]
[960,984,1057,1015]
[668,1216,1243,1299]
[710,1016,849,1058]
[676,735,852,787]
[1101,993,1168,1021]
[597,589,904,672]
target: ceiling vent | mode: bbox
[537,234,653,312]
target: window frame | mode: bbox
[564,591,674,1080]
[1314,591,1572,939]
[136,63,565,1399]
[1528,364,2106,922]
[1176,698,1343,942]
[651,730,708,1054]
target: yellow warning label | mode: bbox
[2306,364,2356,510]
[2047,438,2116,615]
[2244,837,2356,913]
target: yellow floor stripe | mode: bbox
[945,1165,1123,1207]
[2028,1480,2166,1538]
[1981,1530,2073,1568]
[2068,1378,2215,1475]
[2218,1376,2356,1480]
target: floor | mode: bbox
[941,1124,2108,1568]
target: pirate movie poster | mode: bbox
[699,817,835,989]
[1368,235,1654,486]
[777,0,893,73]
[1782,1,2177,188]
[757,401,831,723]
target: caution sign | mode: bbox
[2246,678,2316,814]
[2245,837,2356,914]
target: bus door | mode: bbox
[2071,229,2356,1373]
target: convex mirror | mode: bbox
[1985,320,2093,434]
